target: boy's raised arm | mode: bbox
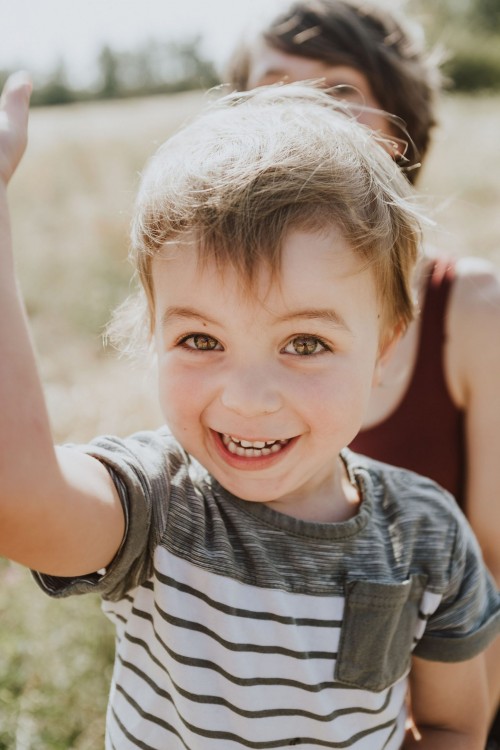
[0,74,125,577]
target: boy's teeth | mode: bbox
[221,433,289,457]
[240,439,264,448]
[226,435,277,448]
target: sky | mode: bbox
[0,0,294,84]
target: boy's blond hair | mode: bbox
[128,84,422,347]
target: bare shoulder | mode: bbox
[452,255,500,315]
[446,255,500,404]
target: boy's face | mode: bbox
[152,227,386,520]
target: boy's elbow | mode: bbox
[409,654,489,748]
[403,725,487,749]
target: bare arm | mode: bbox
[403,655,489,749]
[446,257,500,720]
[0,73,124,576]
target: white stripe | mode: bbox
[115,630,396,713]
[120,599,338,685]
[420,590,443,617]
[413,590,443,642]
[156,546,346,622]
[111,655,406,746]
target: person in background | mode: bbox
[225,1,500,744]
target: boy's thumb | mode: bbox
[1,71,32,108]
[5,71,32,93]
[1,72,32,143]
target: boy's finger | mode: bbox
[1,71,32,114]
[0,74,32,147]
[4,71,32,94]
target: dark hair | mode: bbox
[226,0,443,183]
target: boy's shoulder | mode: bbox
[345,448,466,530]
[82,426,187,466]
[73,426,202,494]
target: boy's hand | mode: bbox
[0,72,32,185]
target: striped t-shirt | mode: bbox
[35,428,500,750]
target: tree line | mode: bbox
[414,0,500,92]
[0,36,220,107]
[1,0,500,107]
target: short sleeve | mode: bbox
[414,509,500,662]
[32,429,187,602]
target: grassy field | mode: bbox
[1,90,499,748]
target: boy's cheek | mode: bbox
[157,363,209,426]
[157,363,186,410]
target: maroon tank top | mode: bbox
[350,259,466,510]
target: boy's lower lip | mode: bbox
[210,430,296,469]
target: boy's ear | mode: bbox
[372,323,404,388]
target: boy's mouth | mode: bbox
[221,433,290,458]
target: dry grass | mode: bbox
[0,90,499,748]
[419,94,500,264]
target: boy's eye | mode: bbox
[180,334,221,351]
[283,336,329,356]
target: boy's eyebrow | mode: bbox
[161,306,219,327]
[276,308,350,331]
[161,306,350,331]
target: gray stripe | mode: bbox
[124,630,345,691]
[111,705,189,750]
[131,599,338,659]
[132,601,336,659]
[382,720,399,749]
[117,651,393,721]
[115,681,399,749]
[148,572,343,627]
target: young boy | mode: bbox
[0,73,498,749]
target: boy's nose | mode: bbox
[220,366,283,417]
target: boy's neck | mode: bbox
[267,455,361,524]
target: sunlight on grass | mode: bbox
[0,561,114,748]
[419,94,500,264]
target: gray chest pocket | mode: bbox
[335,574,427,692]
